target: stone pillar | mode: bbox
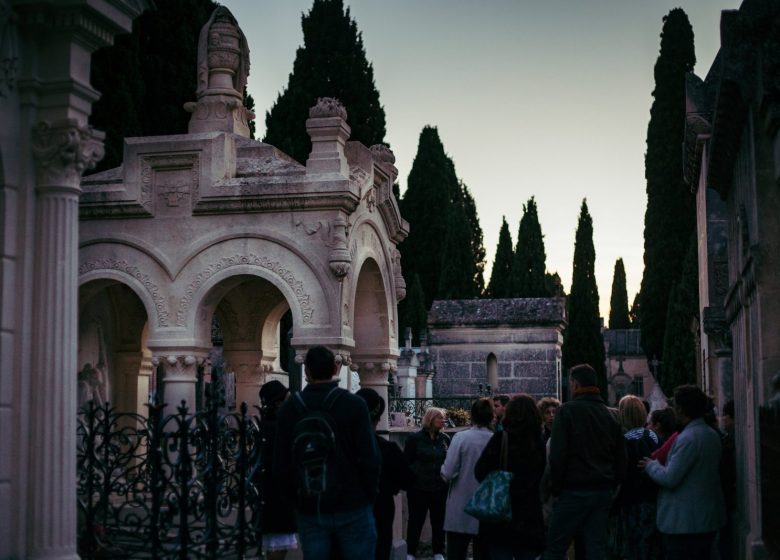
[152,354,205,415]
[305,97,351,176]
[354,361,392,432]
[27,120,104,560]
[223,347,263,409]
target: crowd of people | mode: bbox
[254,346,736,560]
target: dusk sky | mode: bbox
[222,0,737,318]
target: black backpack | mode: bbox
[291,387,347,499]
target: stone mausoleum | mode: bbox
[426,298,567,400]
[0,5,408,557]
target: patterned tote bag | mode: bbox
[464,431,513,523]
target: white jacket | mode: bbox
[440,426,493,534]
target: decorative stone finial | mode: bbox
[370,144,396,164]
[185,6,253,136]
[309,97,348,120]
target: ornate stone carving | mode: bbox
[349,165,371,195]
[329,218,352,279]
[152,355,202,377]
[369,144,396,164]
[31,120,105,188]
[177,254,315,326]
[79,258,170,327]
[140,153,200,215]
[309,97,347,120]
[362,185,377,213]
[391,247,406,301]
[196,7,249,98]
[186,6,252,136]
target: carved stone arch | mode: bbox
[78,252,169,329]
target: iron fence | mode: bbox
[76,398,262,559]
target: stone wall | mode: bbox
[427,298,566,400]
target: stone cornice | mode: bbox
[32,119,105,190]
[193,192,359,215]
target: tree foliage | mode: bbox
[629,292,642,328]
[487,217,514,298]
[563,200,607,397]
[399,126,484,309]
[90,0,219,171]
[513,197,551,297]
[609,258,631,329]
[462,184,486,295]
[660,235,699,395]
[640,8,697,363]
[263,0,386,163]
[399,273,428,346]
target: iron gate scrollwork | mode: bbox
[77,395,263,559]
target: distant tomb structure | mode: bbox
[427,298,566,400]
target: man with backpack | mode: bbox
[273,346,381,559]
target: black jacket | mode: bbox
[256,409,296,534]
[548,392,627,495]
[403,429,449,492]
[475,430,546,551]
[273,382,380,514]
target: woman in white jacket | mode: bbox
[440,398,494,560]
[639,384,726,560]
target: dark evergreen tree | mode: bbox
[399,273,428,346]
[546,272,566,297]
[263,0,386,163]
[462,183,486,296]
[562,200,607,397]
[609,258,631,329]
[400,126,461,309]
[90,0,219,171]
[486,217,514,298]
[640,8,696,363]
[660,235,699,394]
[629,292,641,328]
[244,87,256,139]
[513,197,551,297]
[437,200,479,300]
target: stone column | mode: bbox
[27,120,104,560]
[223,348,263,409]
[354,361,392,432]
[152,354,205,415]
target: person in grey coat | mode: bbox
[440,398,494,560]
[639,384,726,560]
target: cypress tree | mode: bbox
[609,258,631,329]
[399,273,428,346]
[546,272,566,297]
[563,200,607,397]
[437,200,479,300]
[400,126,461,308]
[660,235,699,394]
[90,0,219,171]
[630,293,641,328]
[263,0,386,163]
[486,217,514,298]
[513,197,551,297]
[462,183,486,296]
[640,8,696,363]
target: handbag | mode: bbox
[464,431,513,523]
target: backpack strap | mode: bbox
[292,392,308,414]
[322,386,345,411]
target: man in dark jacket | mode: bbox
[273,346,381,559]
[544,364,627,560]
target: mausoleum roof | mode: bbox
[428,298,566,327]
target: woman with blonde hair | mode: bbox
[611,395,660,559]
[403,407,450,560]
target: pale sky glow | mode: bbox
[222,0,738,318]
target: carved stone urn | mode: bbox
[206,13,242,95]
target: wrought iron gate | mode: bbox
[77,397,262,559]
